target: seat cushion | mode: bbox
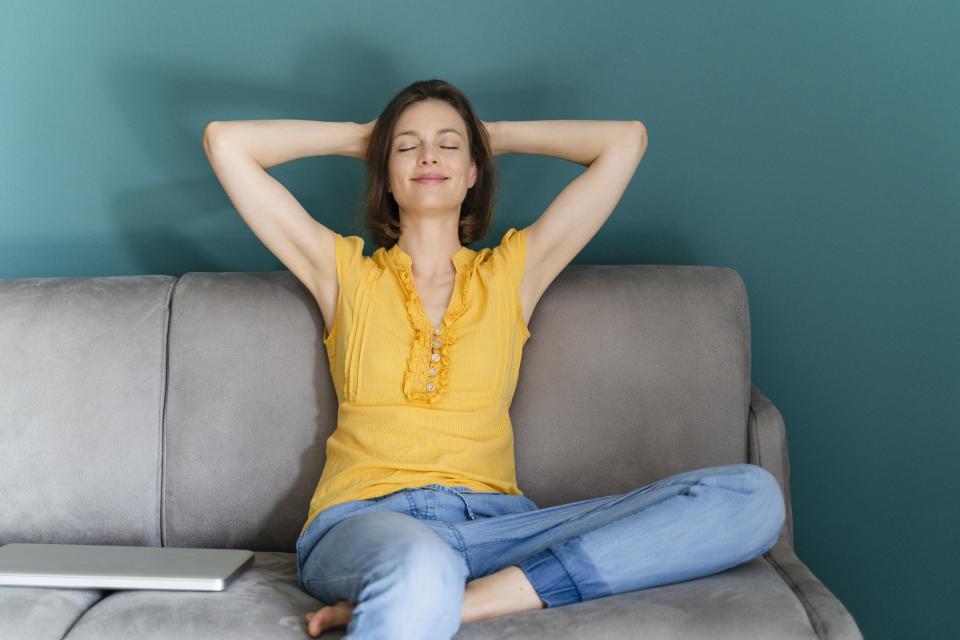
[0,586,104,640]
[59,552,317,639]
[50,550,817,639]
[456,554,819,639]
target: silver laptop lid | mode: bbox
[0,543,254,591]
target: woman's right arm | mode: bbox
[202,119,373,328]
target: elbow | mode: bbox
[203,121,218,140]
[632,120,647,144]
[631,120,648,159]
[203,121,227,150]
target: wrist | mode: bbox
[350,121,369,161]
[484,121,503,156]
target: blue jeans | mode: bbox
[296,463,785,640]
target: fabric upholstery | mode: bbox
[0,266,862,639]
[0,275,174,547]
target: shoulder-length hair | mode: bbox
[361,79,499,249]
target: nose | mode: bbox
[418,147,439,165]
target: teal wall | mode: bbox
[2,2,957,637]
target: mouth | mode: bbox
[412,177,449,184]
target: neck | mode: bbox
[396,218,463,278]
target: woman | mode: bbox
[203,79,785,639]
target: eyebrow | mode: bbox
[393,127,465,140]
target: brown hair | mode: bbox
[360,79,499,249]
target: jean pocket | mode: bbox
[467,492,540,515]
[453,486,502,495]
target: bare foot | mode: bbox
[303,565,543,635]
[304,600,356,637]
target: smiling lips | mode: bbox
[412,174,448,184]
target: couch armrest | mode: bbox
[749,386,863,638]
[747,384,794,549]
[765,543,864,639]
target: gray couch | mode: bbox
[0,264,863,639]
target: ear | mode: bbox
[468,159,477,189]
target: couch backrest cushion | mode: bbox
[510,265,752,508]
[0,276,175,546]
[161,272,333,551]
[2,265,752,553]
[162,266,751,552]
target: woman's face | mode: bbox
[387,99,477,219]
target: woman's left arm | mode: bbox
[485,120,643,166]
[482,120,648,309]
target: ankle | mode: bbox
[461,583,493,623]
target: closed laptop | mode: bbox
[0,543,254,591]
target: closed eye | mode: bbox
[399,146,458,152]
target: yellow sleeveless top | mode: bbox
[301,226,532,535]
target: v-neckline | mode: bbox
[389,243,473,331]
[411,271,455,329]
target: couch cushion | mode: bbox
[457,552,818,639]
[512,265,752,508]
[55,550,816,639]
[160,267,751,552]
[0,587,104,640]
[59,552,318,639]
[0,276,175,545]
[161,272,332,552]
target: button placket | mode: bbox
[426,326,442,391]
[391,244,470,404]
